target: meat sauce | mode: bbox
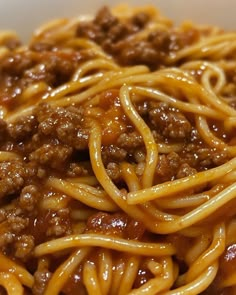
[0,6,234,295]
[76,6,200,69]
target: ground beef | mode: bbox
[0,48,91,108]
[148,102,192,140]
[182,145,230,171]
[77,7,119,44]
[23,51,82,87]
[118,40,161,67]
[132,12,150,28]
[19,185,40,212]
[46,208,72,237]
[32,269,52,295]
[0,77,22,108]
[35,103,89,150]
[102,145,127,165]
[8,115,38,140]
[27,208,72,245]
[0,232,14,248]
[0,55,29,107]
[29,143,73,170]
[66,162,89,177]
[86,212,145,240]
[133,148,146,163]
[155,152,181,182]
[14,234,34,259]
[113,28,198,68]
[25,161,42,180]
[76,7,199,69]
[7,214,29,233]
[77,7,160,67]
[0,207,30,252]
[94,6,118,31]
[0,50,84,86]
[176,163,197,179]
[117,131,143,149]
[106,162,121,181]
[0,161,27,198]
[0,52,35,77]
[197,148,229,168]
[147,29,190,54]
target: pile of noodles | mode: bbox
[0,5,236,295]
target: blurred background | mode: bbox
[0,0,234,41]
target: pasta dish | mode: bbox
[0,5,236,295]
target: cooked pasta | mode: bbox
[0,4,235,295]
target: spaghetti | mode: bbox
[0,4,235,295]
